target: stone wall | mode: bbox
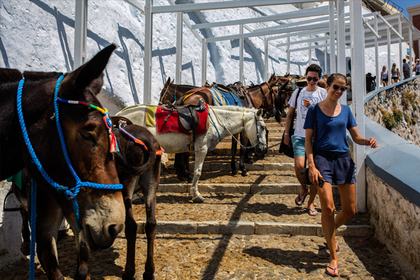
[365,77,420,146]
[366,167,420,280]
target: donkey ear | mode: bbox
[257,108,264,118]
[73,44,116,92]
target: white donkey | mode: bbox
[116,105,267,203]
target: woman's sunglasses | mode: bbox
[306,76,319,82]
[332,84,348,91]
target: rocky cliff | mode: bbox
[365,77,420,146]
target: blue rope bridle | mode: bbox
[17,75,123,280]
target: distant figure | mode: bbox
[365,73,375,93]
[402,59,410,80]
[415,59,420,76]
[381,66,388,87]
[391,63,400,84]
[317,79,327,89]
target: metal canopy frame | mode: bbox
[73,0,420,212]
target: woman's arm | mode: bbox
[305,128,322,185]
[283,106,295,147]
[348,126,378,148]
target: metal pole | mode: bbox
[144,0,153,104]
[74,0,87,69]
[409,27,413,77]
[308,42,312,65]
[374,13,380,89]
[387,26,391,85]
[239,25,244,83]
[329,1,336,73]
[264,38,269,81]
[287,34,291,74]
[176,12,183,84]
[398,15,403,81]
[350,0,366,212]
[336,0,346,103]
[201,38,207,86]
[324,33,328,74]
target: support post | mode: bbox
[350,0,366,212]
[374,13,380,89]
[387,27,391,85]
[398,15,403,81]
[74,0,87,69]
[287,34,291,74]
[336,0,346,103]
[176,12,183,84]
[144,0,153,104]
[409,28,413,77]
[201,38,207,86]
[264,38,269,81]
[329,1,336,73]
[239,25,244,83]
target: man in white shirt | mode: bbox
[284,64,327,216]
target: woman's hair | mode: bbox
[326,73,346,86]
[392,63,396,68]
[382,65,386,71]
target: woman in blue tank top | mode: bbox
[303,73,378,277]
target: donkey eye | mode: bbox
[78,130,97,144]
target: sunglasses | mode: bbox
[332,84,348,91]
[306,76,319,82]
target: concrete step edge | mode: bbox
[158,183,302,194]
[135,220,374,237]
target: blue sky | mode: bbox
[395,0,418,17]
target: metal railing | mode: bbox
[383,0,403,13]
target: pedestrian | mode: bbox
[381,66,388,87]
[415,59,420,76]
[402,59,410,79]
[391,63,400,84]
[284,64,327,216]
[303,73,378,277]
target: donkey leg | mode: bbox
[231,135,238,175]
[35,190,65,280]
[191,147,207,203]
[239,135,250,176]
[20,207,31,255]
[122,177,139,280]
[75,240,90,280]
[183,152,193,182]
[139,158,160,280]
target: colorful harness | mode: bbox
[17,75,123,280]
[118,124,165,156]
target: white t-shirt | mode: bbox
[289,86,327,138]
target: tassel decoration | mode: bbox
[104,115,120,153]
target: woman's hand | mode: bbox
[365,137,378,148]
[308,163,322,186]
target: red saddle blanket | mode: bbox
[156,105,209,135]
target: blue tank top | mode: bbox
[304,104,357,153]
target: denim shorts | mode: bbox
[291,135,306,158]
[314,150,356,185]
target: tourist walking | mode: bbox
[283,64,327,216]
[381,66,388,87]
[402,59,410,79]
[303,73,378,277]
[415,59,420,76]
[391,63,400,84]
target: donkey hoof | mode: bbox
[188,174,193,182]
[241,170,249,176]
[177,175,189,182]
[231,169,238,175]
[192,196,205,203]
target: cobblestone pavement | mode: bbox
[1,232,404,279]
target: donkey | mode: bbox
[10,118,162,280]
[0,44,125,280]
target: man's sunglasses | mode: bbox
[306,76,319,82]
[332,84,348,91]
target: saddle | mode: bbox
[161,100,206,149]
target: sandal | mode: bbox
[325,266,339,277]
[307,208,318,216]
[295,192,309,206]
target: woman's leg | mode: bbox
[317,182,338,267]
[334,183,356,229]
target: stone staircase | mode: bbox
[132,116,375,238]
